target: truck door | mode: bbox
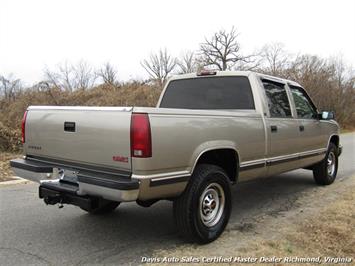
[288,85,327,167]
[260,79,301,176]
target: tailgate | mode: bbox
[24,106,133,172]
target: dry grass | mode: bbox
[341,128,355,134]
[0,152,20,182]
[240,187,355,260]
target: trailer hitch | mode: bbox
[43,194,64,208]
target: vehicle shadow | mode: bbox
[44,169,317,264]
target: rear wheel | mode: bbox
[173,164,232,244]
[80,199,120,215]
[313,143,338,185]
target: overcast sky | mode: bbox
[1,0,354,85]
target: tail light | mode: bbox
[130,113,152,158]
[21,110,28,143]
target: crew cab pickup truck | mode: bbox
[11,71,342,243]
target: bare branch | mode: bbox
[97,62,118,86]
[44,60,97,91]
[72,60,97,90]
[199,27,251,70]
[141,48,177,87]
[258,43,290,75]
[0,74,22,100]
[177,51,202,74]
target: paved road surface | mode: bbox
[1,133,354,265]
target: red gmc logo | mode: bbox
[112,156,128,163]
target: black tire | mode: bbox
[80,199,120,215]
[173,164,232,244]
[313,143,338,185]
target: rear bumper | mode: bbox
[10,158,139,202]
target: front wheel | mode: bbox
[173,164,232,244]
[313,143,338,185]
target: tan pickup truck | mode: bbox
[10,71,342,243]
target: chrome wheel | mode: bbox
[199,183,225,227]
[327,151,336,176]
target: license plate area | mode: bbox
[55,168,79,183]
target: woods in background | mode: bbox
[1,27,354,151]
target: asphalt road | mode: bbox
[1,133,354,266]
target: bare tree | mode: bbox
[44,62,74,91]
[97,62,118,86]
[0,74,22,100]
[329,55,355,91]
[259,43,290,75]
[72,60,97,89]
[177,51,200,74]
[44,60,96,91]
[59,62,75,91]
[199,27,253,70]
[141,48,177,87]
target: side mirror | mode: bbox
[319,111,335,120]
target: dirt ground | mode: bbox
[0,153,19,182]
[149,175,355,265]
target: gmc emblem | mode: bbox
[112,156,128,163]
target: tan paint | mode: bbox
[20,71,340,201]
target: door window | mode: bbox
[262,79,292,118]
[289,85,317,119]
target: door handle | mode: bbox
[299,125,305,132]
[271,125,278,133]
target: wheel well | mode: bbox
[195,149,238,183]
[329,135,339,147]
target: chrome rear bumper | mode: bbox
[10,158,139,202]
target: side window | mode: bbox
[289,85,317,119]
[262,79,292,118]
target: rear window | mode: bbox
[159,76,255,109]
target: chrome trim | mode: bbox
[133,171,191,187]
[132,170,190,180]
[199,182,225,227]
[12,168,56,183]
[327,151,336,176]
[26,156,131,178]
[240,159,266,171]
[298,148,327,157]
[77,182,139,202]
[240,148,327,169]
[134,148,328,182]
[149,176,190,187]
[267,148,326,165]
[150,174,190,182]
[267,153,300,164]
